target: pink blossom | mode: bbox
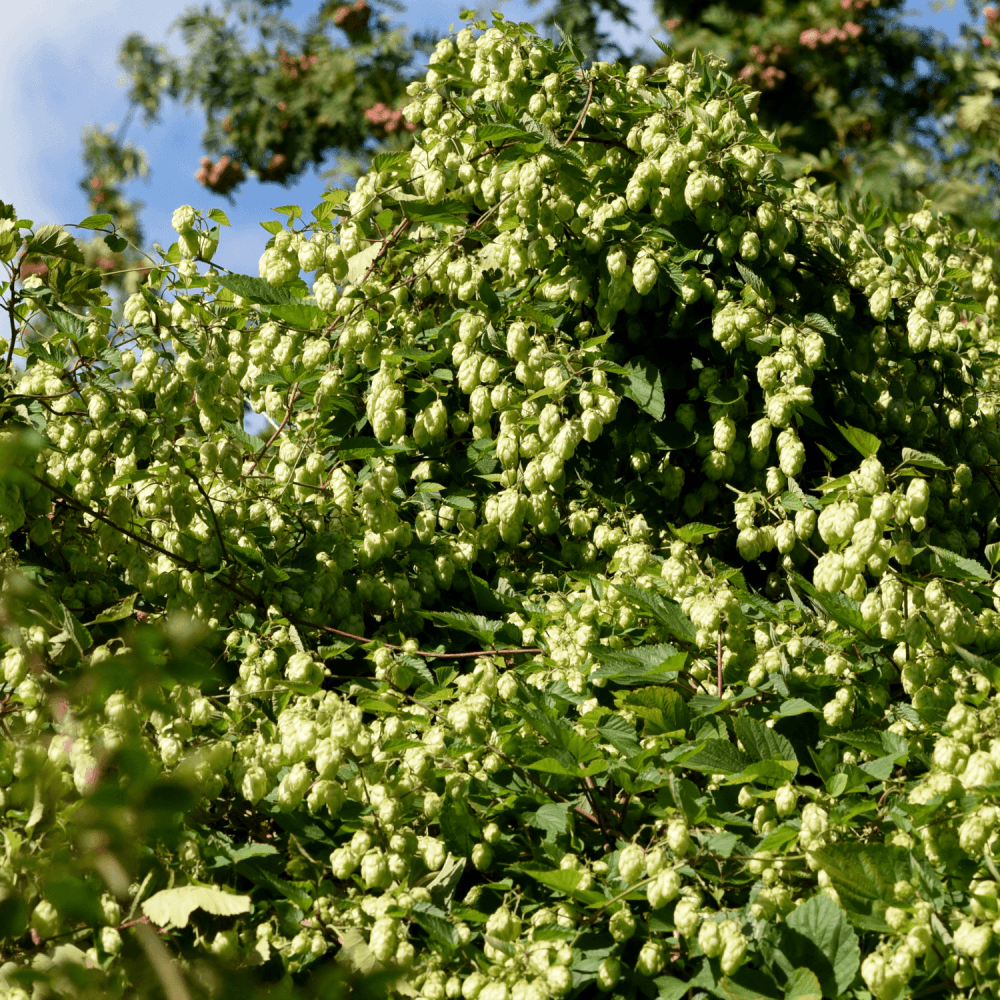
[800,28,821,49]
[664,17,681,29]
[986,7,998,24]
[738,64,755,80]
[844,21,863,38]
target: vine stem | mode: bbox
[289,613,542,660]
[5,243,24,370]
[565,79,595,145]
[244,381,300,477]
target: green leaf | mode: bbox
[521,869,602,898]
[372,151,410,173]
[735,262,768,298]
[0,889,28,940]
[410,902,459,948]
[26,225,84,263]
[88,592,137,624]
[615,686,689,736]
[809,844,912,922]
[684,739,751,774]
[928,545,990,581]
[899,447,947,470]
[262,303,327,328]
[714,967,783,1000]
[596,715,642,758]
[803,313,838,337]
[439,798,481,856]
[401,200,470,225]
[477,124,536,143]
[528,757,607,777]
[142,887,251,928]
[208,208,231,227]
[621,355,666,420]
[614,585,698,642]
[783,968,823,1000]
[216,273,296,305]
[670,522,723,543]
[781,893,860,998]
[654,976,693,1000]
[77,214,113,230]
[835,423,880,458]
[587,644,686,685]
[734,716,797,763]
[225,843,280,863]
[346,243,382,284]
[271,204,302,219]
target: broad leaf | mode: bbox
[142,887,251,928]
[781,893,861,998]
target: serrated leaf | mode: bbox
[781,893,861,998]
[208,208,231,227]
[528,757,607,776]
[620,355,666,419]
[615,686,689,736]
[26,225,85,263]
[142,887,251,928]
[596,715,642,758]
[835,423,880,458]
[271,204,302,219]
[613,585,697,642]
[810,844,912,922]
[410,902,459,947]
[346,243,382,284]
[477,124,536,143]
[439,798,480,856]
[899,447,947,470]
[587,643,684,685]
[683,739,751,774]
[928,545,990,581]
[804,313,838,337]
[784,968,823,1000]
[734,716,797,763]
[372,151,410,173]
[735,262,767,298]
[88,593,137,624]
[77,214,113,230]
[216,273,296,305]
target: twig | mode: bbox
[290,612,541,660]
[361,217,411,287]
[28,474,200,572]
[565,79,595,145]
[185,468,228,561]
[5,245,24,370]
[245,382,300,477]
[717,623,724,698]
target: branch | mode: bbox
[244,381,299,477]
[289,612,542,660]
[29,474,200,572]
[565,79,595,145]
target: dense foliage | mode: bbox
[90,0,1000,255]
[6,12,1000,1000]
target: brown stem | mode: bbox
[185,468,228,561]
[245,382,300,477]
[5,245,24,370]
[361,217,411,287]
[717,623,724,698]
[289,611,541,660]
[29,474,200,572]
[565,79,595,145]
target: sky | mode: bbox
[0,0,987,281]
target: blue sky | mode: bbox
[0,0,986,280]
